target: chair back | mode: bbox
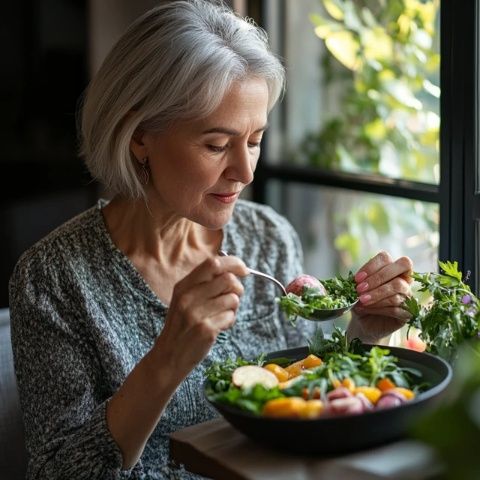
[0,309,28,480]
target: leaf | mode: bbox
[403,296,421,317]
[404,260,480,361]
[383,79,423,109]
[438,260,463,281]
[325,31,362,71]
[362,27,394,61]
[310,14,343,39]
[323,0,344,21]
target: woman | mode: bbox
[9,1,413,478]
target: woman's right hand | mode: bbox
[154,255,249,376]
[106,255,248,469]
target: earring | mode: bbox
[139,157,150,185]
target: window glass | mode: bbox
[267,181,439,278]
[266,0,440,185]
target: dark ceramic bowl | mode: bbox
[205,345,452,454]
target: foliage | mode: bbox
[294,0,440,270]
[300,0,440,181]
[308,325,363,357]
[404,261,480,362]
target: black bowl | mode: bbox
[205,345,452,454]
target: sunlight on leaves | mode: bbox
[423,79,440,98]
[294,0,440,273]
[311,14,342,39]
[383,80,423,109]
[323,0,344,21]
[325,31,362,71]
[362,28,393,61]
[364,118,387,141]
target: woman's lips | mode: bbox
[210,192,240,204]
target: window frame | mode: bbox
[439,0,479,291]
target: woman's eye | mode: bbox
[207,144,227,153]
[248,143,260,149]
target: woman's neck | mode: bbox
[102,195,222,269]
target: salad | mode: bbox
[205,329,426,419]
[278,273,358,323]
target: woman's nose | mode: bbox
[224,145,256,185]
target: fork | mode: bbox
[218,250,287,296]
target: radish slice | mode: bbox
[286,274,327,296]
[232,365,279,389]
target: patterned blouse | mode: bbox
[9,199,313,479]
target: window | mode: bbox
[248,1,480,295]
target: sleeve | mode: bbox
[9,255,128,480]
[260,208,316,347]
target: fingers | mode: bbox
[354,251,413,306]
[168,255,248,340]
[361,293,408,309]
[355,251,393,282]
[355,251,412,286]
[176,255,249,293]
[160,255,250,371]
[350,251,413,342]
[193,291,242,320]
[172,268,244,324]
[357,277,411,306]
[206,309,237,332]
[181,271,245,302]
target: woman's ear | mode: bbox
[130,128,147,161]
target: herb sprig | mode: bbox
[404,260,480,361]
[308,326,363,358]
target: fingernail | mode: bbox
[357,282,369,293]
[360,294,372,304]
[355,271,368,282]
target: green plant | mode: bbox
[295,0,440,271]
[300,0,439,181]
[404,261,480,362]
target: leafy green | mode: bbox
[308,325,364,358]
[205,357,261,393]
[404,261,480,362]
[206,384,285,415]
[205,328,425,414]
[278,272,358,324]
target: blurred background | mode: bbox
[0,0,474,322]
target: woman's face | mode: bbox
[135,77,269,229]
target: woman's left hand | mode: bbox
[348,251,413,343]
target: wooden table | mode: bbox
[170,418,443,480]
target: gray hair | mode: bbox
[80,0,285,199]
